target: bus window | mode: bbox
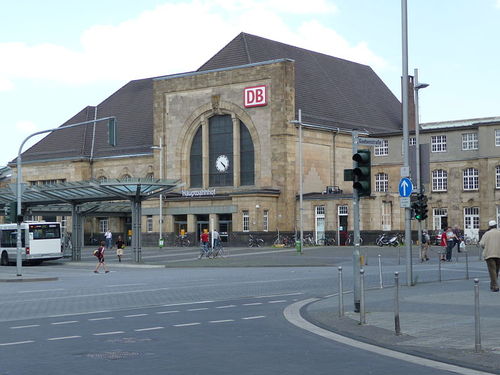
[29,224,61,240]
[1,229,26,247]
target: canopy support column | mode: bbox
[131,198,142,263]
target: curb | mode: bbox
[0,277,59,283]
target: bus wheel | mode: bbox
[1,251,9,266]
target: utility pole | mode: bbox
[352,131,361,312]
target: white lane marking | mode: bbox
[49,310,110,318]
[124,314,148,318]
[255,292,304,299]
[216,305,236,309]
[18,288,65,294]
[10,324,40,329]
[93,331,124,336]
[243,302,262,306]
[209,319,234,323]
[284,299,495,375]
[48,336,81,341]
[163,300,213,307]
[187,308,208,312]
[134,327,164,332]
[51,320,78,325]
[173,323,200,327]
[106,283,146,288]
[89,317,114,321]
[0,340,35,346]
[156,310,179,314]
[268,300,287,304]
[242,316,266,320]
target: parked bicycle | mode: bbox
[303,234,316,246]
[210,240,227,258]
[248,234,264,248]
[345,232,363,246]
[174,235,191,247]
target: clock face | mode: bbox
[215,155,229,172]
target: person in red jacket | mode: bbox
[198,230,210,259]
[440,230,447,262]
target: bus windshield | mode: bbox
[29,224,61,240]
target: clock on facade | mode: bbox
[215,155,229,172]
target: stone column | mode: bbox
[187,214,197,234]
[232,114,240,187]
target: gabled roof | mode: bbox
[12,78,154,164]
[198,32,402,133]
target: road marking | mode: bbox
[49,310,110,318]
[284,299,496,375]
[216,304,236,309]
[10,324,40,329]
[268,300,287,304]
[242,316,265,320]
[89,317,114,321]
[134,327,164,332]
[255,292,304,299]
[163,300,213,307]
[243,302,262,306]
[93,331,124,336]
[173,323,200,327]
[209,319,234,323]
[216,305,236,309]
[0,340,35,346]
[106,283,146,288]
[18,288,65,294]
[47,336,81,341]
[51,320,78,325]
[124,314,148,318]
[156,310,179,314]
[187,308,209,312]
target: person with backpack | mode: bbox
[115,235,125,263]
[420,230,430,262]
[94,240,110,273]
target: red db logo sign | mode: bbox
[244,85,267,108]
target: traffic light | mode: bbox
[352,150,371,197]
[5,201,17,223]
[412,194,428,221]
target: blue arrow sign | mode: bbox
[398,178,413,197]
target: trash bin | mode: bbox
[159,238,164,248]
[295,240,302,253]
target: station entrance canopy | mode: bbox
[0,178,181,262]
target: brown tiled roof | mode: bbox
[198,32,402,133]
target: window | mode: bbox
[496,130,500,146]
[146,216,153,233]
[263,210,269,232]
[497,166,500,189]
[338,205,348,215]
[242,210,249,232]
[374,140,389,156]
[99,218,109,233]
[433,208,448,231]
[190,127,203,187]
[209,115,233,187]
[463,168,479,190]
[431,135,447,152]
[432,170,448,192]
[375,173,389,192]
[240,122,255,185]
[315,206,325,244]
[462,133,478,150]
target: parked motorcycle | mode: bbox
[376,233,399,247]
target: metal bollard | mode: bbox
[378,254,383,289]
[474,278,481,352]
[338,266,344,317]
[359,269,366,325]
[394,272,401,335]
[465,251,469,280]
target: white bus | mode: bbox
[0,222,63,266]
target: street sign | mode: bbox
[400,197,411,208]
[357,137,383,146]
[398,177,413,197]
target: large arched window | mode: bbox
[189,114,255,188]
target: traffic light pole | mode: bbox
[352,131,361,312]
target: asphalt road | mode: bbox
[0,247,489,375]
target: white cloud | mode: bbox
[15,120,38,134]
[0,0,384,89]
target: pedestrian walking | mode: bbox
[452,224,463,252]
[444,227,457,262]
[94,241,110,273]
[212,229,221,248]
[479,220,500,292]
[439,230,447,261]
[105,229,113,249]
[115,235,125,263]
[420,230,430,262]
[198,229,210,259]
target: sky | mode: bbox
[1,0,499,166]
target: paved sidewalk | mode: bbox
[304,277,500,374]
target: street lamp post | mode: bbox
[151,138,164,247]
[15,116,116,276]
[414,68,429,248]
